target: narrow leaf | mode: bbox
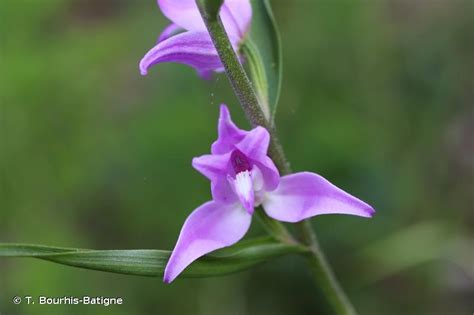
[244,0,282,121]
[0,237,306,278]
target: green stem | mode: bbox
[299,221,357,315]
[196,2,357,314]
[254,208,297,245]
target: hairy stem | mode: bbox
[196,2,357,314]
[196,0,289,174]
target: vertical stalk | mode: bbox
[196,0,289,174]
[196,2,357,314]
[299,221,357,315]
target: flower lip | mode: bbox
[231,170,254,214]
[230,149,252,175]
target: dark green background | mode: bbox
[1,1,473,314]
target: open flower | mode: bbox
[139,0,252,78]
[164,104,375,283]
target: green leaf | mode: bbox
[0,237,306,278]
[243,0,282,121]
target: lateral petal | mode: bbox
[156,23,183,43]
[193,152,237,204]
[254,156,280,191]
[192,152,230,182]
[157,0,206,32]
[139,31,222,76]
[220,0,252,39]
[157,0,251,40]
[235,126,270,161]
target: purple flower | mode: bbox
[163,104,375,283]
[139,0,252,77]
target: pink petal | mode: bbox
[263,172,375,223]
[220,0,252,39]
[211,104,248,155]
[157,0,206,32]
[192,153,230,182]
[164,201,251,283]
[157,0,251,40]
[235,126,270,161]
[139,31,222,76]
[211,175,238,204]
[254,156,280,191]
[156,23,183,43]
[192,152,237,204]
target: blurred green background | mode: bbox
[1,0,473,314]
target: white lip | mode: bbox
[232,170,254,211]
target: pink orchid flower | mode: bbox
[164,105,375,283]
[139,0,252,78]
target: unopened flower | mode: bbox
[139,0,252,78]
[163,105,375,283]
